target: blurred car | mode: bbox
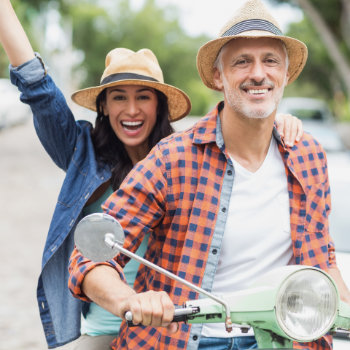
[328,152,350,348]
[278,97,346,152]
[0,78,31,129]
[278,97,350,347]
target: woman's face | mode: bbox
[102,85,158,163]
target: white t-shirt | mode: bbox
[202,137,293,338]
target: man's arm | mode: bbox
[69,237,177,330]
[81,264,177,330]
[77,145,177,330]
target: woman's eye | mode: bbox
[138,95,151,100]
[113,95,126,101]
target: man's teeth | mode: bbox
[247,89,268,94]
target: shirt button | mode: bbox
[221,207,226,213]
[193,335,198,341]
[227,169,232,175]
[212,249,218,255]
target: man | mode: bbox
[69,0,350,349]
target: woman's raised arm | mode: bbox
[0,0,35,66]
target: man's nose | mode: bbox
[249,61,266,83]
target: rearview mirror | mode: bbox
[74,213,124,262]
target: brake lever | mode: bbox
[332,328,350,339]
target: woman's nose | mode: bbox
[126,99,139,116]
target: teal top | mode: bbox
[81,185,149,336]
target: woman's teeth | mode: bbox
[121,121,143,130]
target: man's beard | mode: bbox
[222,74,285,119]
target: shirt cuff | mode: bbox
[9,52,47,85]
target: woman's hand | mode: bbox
[275,113,303,147]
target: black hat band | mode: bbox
[222,19,283,37]
[101,72,159,85]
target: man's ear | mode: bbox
[213,68,224,91]
[284,71,290,87]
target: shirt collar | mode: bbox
[192,101,289,154]
[192,102,223,145]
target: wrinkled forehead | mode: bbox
[221,37,287,60]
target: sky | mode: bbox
[130,0,303,37]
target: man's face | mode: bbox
[214,37,289,119]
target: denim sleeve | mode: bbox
[9,53,46,86]
[9,54,83,171]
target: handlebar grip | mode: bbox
[125,306,199,327]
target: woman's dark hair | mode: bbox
[91,88,174,190]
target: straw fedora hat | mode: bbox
[71,48,191,121]
[196,0,308,90]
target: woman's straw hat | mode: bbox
[196,0,308,90]
[72,48,191,121]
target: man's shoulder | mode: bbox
[287,131,328,167]
[294,131,327,156]
[158,114,216,149]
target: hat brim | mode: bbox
[71,79,191,122]
[197,32,308,90]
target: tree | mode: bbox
[67,0,218,115]
[269,0,350,119]
[297,0,350,100]
[0,0,219,115]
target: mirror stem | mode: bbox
[104,233,234,332]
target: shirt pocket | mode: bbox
[57,162,89,207]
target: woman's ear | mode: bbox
[101,100,108,116]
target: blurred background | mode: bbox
[0,0,350,349]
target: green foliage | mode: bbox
[0,0,41,77]
[1,0,220,115]
[269,0,350,120]
[283,18,334,100]
[67,0,219,115]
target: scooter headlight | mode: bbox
[276,269,338,341]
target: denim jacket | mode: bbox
[10,56,112,348]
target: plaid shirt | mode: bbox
[69,102,335,350]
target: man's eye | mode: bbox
[235,59,248,66]
[265,58,278,65]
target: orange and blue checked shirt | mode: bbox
[69,102,336,350]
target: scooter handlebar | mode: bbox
[125,306,200,327]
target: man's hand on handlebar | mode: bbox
[119,290,178,332]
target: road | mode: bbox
[0,120,64,350]
[0,115,198,350]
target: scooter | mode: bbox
[74,213,350,349]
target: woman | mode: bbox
[0,0,303,349]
